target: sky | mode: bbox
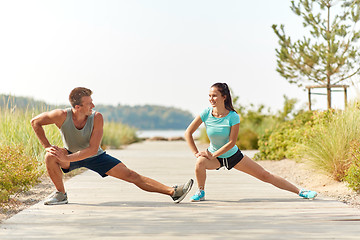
[0,0,359,116]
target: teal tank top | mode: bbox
[60,108,104,157]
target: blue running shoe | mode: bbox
[190,189,205,202]
[299,189,317,199]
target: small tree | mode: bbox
[273,0,360,109]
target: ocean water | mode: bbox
[137,129,201,138]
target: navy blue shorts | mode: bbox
[62,151,121,177]
[216,149,244,170]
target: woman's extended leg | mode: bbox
[233,155,299,194]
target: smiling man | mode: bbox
[31,87,193,205]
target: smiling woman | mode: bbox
[185,82,318,202]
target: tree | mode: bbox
[272,0,360,109]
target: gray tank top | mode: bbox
[60,108,104,156]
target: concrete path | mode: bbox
[1,141,360,239]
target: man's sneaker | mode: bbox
[299,189,317,199]
[172,179,194,203]
[190,189,205,202]
[44,191,68,205]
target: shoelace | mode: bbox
[195,190,203,197]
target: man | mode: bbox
[31,87,193,205]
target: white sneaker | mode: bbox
[44,191,68,205]
[171,179,194,203]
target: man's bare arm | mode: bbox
[30,109,67,148]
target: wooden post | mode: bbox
[308,87,312,111]
[306,84,349,111]
[344,86,348,108]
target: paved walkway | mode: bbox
[1,141,360,239]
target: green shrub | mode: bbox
[302,104,360,181]
[0,107,61,203]
[237,128,258,150]
[344,140,360,192]
[255,111,315,160]
[0,145,43,203]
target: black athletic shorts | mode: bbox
[62,151,121,177]
[216,149,244,170]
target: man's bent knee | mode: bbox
[45,152,70,170]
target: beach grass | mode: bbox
[102,121,139,149]
[302,103,360,181]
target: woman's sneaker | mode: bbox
[299,189,317,199]
[44,191,68,205]
[172,179,194,203]
[190,189,205,202]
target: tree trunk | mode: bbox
[326,4,332,110]
[327,85,331,109]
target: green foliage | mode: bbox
[344,140,360,192]
[302,104,360,181]
[0,107,62,161]
[0,145,43,203]
[236,128,258,150]
[272,0,360,108]
[255,111,316,160]
[0,107,61,203]
[236,95,299,150]
[102,122,139,149]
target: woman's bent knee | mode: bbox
[195,157,206,167]
[195,156,220,170]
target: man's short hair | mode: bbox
[69,87,93,108]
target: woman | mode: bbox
[184,82,317,202]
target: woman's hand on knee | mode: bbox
[197,150,217,161]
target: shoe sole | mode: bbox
[190,198,205,202]
[301,194,317,200]
[44,200,68,205]
[174,179,194,204]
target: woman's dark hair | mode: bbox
[211,82,236,112]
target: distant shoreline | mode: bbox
[137,129,200,139]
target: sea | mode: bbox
[137,129,201,139]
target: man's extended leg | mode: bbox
[106,163,193,203]
[106,163,173,195]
